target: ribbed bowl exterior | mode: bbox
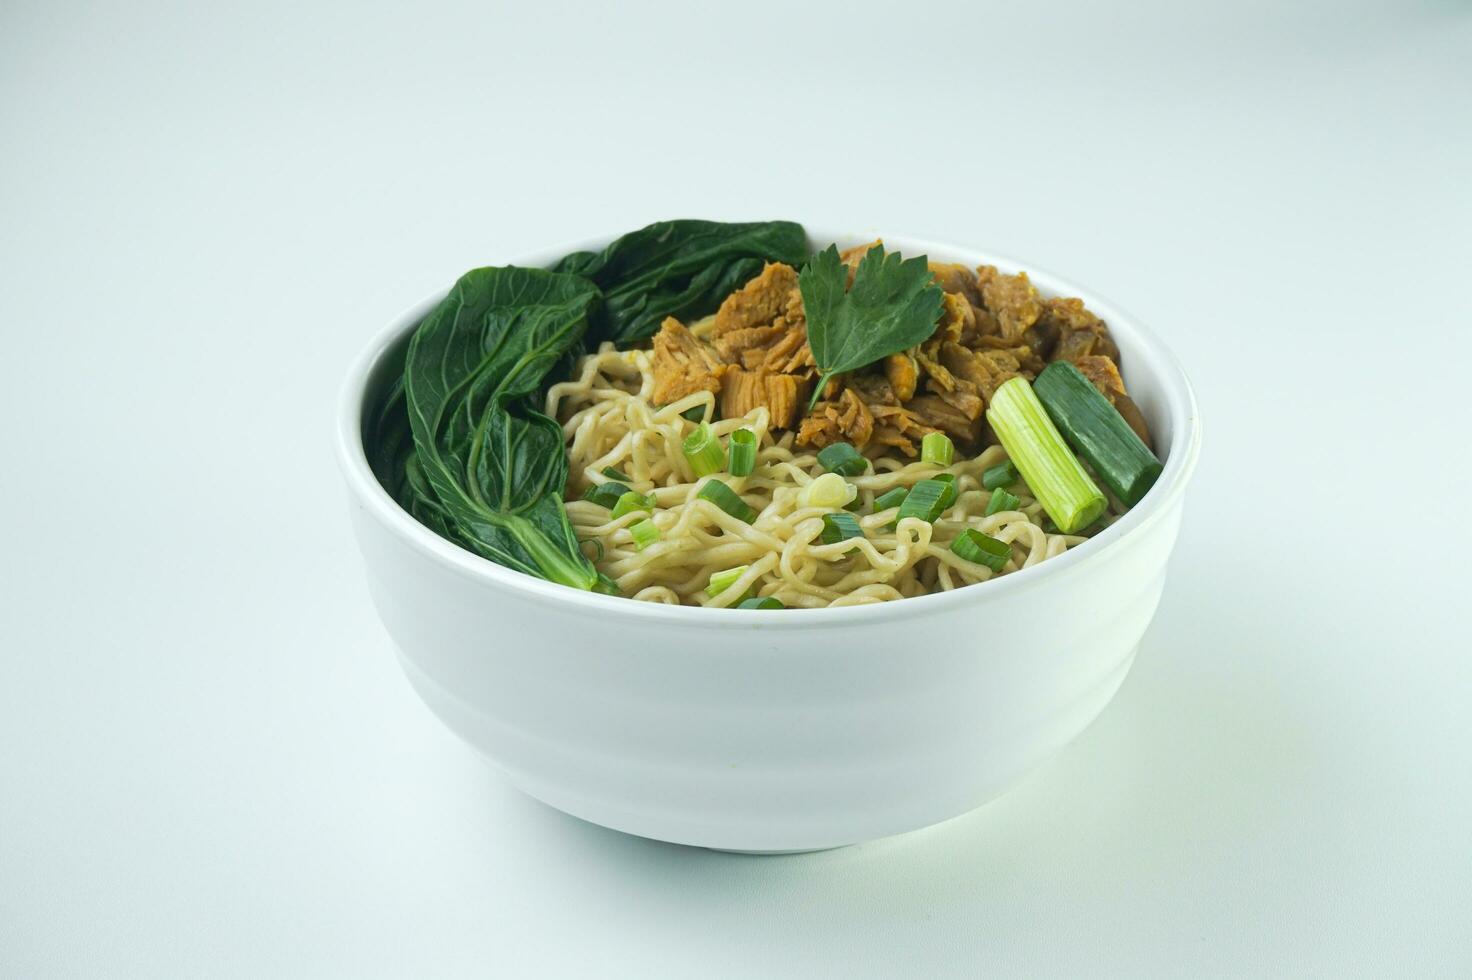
[348,495,1183,851]
[337,230,1200,852]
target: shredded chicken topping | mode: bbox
[647,250,1149,457]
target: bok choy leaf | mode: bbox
[553,219,808,344]
[403,266,603,590]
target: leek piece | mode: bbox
[697,480,757,523]
[816,442,869,476]
[985,487,1021,516]
[921,431,954,466]
[629,519,659,551]
[985,378,1106,534]
[728,428,757,477]
[706,565,750,597]
[951,528,1010,571]
[682,421,726,477]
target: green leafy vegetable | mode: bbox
[727,428,757,477]
[816,442,869,476]
[706,565,750,598]
[1033,360,1162,506]
[697,479,757,523]
[403,266,603,590]
[553,220,808,344]
[610,490,654,520]
[985,487,1022,515]
[819,511,864,546]
[873,487,909,513]
[583,481,632,509]
[986,377,1107,534]
[951,529,1011,571]
[682,421,726,476]
[896,479,950,524]
[629,519,660,551]
[981,459,1020,490]
[799,243,945,411]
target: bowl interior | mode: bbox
[341,229,1200,623]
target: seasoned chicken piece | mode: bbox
[651,317,727,405]
[915,342,958,392]
[928,262,984,307]
[905,394,985,445]
[846,372,900,406]
[720,367,808,429]
[839,239,883,274]
[935,385,985,421]
[1072,355,1153,449]
[760,324,815,375]
[884,352,919,401]
[796,388,876,450]
[966,305,1003,344]
[930,289,977,342]
[937,292,973,343]
[714,325,786,363]
[1039,296,1121,364]
[1022,319,1059,360]
[938,342,1022,403]
[834,388,874,447]
[972,336,1046,376]
[976,265,1042,342]
[868,404,935,456]
[713,263,801,336]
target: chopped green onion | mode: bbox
[601,465,631,481]
[683,421,726,477]
[698,479,757,523]
[583,481,631,509]
[799,472,858,509]
[610,490,653,520]
[986,378,1107,534]
[706,565,750,597]
[819,511,864,546]
[817,442,869,476]
[932,472,958,509]
[1033,360,1162,506]
[986,487,1022,516]
[843,494,864,512]
[981,460,1020,490]
[896,478,949,524]
[629,518,660,551]
[728,428,756,477]
[950,528,1011,571]
[737,596,784,609]
[921,431,954,466]
[873,487,909,512]
[581,538,604,562]
[681,404,709,423]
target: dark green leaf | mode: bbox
[553,219,808,344]
[403,266,603,590]
[799,243,945,411]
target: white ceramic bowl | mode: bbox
[336,230,1202,853]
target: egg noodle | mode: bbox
[547,328,1117,609]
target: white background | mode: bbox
[3,1,1469,976]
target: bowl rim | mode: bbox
[335,227,1202,630]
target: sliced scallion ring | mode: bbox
[706,565,750,597]
[682,421,726,477]
[728,428,756,477]
[697,479,757,523]
[816,442,869,476]
[950,528,1010,571]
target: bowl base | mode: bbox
[704,845,846,856]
